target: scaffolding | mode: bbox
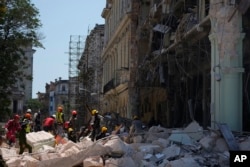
[68,35,85,120]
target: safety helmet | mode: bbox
[91,109,98,115]
[27,109,32,113]
[57,106,63,112]
[25,113,31,119]
[68,128,73,132]
[51,114,56,119]
[101,126,107,133]
[64,121,70,129]
[14,114,20,120]
[72,110,77,116]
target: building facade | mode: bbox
[101,0,139,119]
[78,24,104,123]
[10,46,35,116]
[98,0,250,131]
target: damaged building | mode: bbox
[100,0,250,132]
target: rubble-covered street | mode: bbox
[1,121,249,167]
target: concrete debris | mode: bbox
[162,144,181,160]
[168,130,194,145]
[184,121,203,141]
[1,123,250,167]
[166,157,200,167]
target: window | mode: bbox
[62,85,66,92]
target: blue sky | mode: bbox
[31,0,105,98]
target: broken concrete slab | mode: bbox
[83,156,103,167]
[162,144,181,160]
[213,138,229,153]
[184,121,204,141]
[168,130,194,145]
[152,138,169,148]
[199,135,217,152]
[105,157,137,167]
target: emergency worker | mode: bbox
[19,120,32,154]
[33,110,41,132]
[42,115,56,134]
[67,127,77,142]
[96,126,108,140]
[90,109,101,141]
[69,110,77,131]
[5,115,21,146]
[22,113,33,133]
[55,106,65,136]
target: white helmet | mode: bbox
[27,109,32,113]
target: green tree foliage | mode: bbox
[0,0,43,119]
[26,99,42,112]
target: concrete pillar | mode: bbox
[209,1,245,131]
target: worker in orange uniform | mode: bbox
[55,106,65,137]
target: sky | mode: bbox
[31,0,106,98]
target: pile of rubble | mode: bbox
[1,121,250,167]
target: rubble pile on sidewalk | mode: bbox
[1,121,250,167]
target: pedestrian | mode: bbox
[19,121,32,154]
[33,110,41,132]
[90,109,101,141]
[42,115,56,135]
[5,114,21,146]
[55,106,65,137]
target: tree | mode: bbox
[26,99,42,112]
[0,0,43,119]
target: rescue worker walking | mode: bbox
[90,109,101,141]
[55,106,65,137]
[19,120,32,154]
[5,115,21,146]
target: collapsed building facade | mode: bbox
[100,0,250,132]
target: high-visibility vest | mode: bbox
[25,123,31,133]
[56,112,63,124]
